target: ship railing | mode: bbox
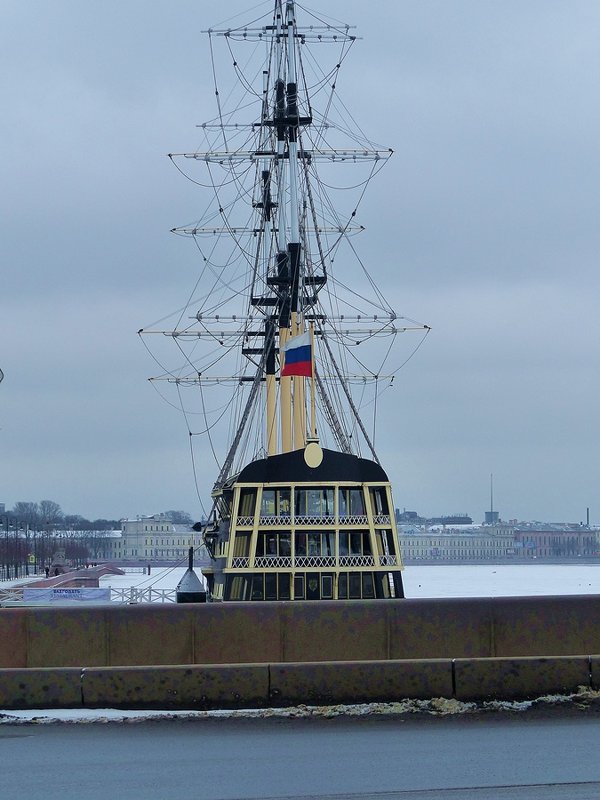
[257,515,292,526]
[237,514,380,527]
[229,554,397,569]
[294,555,336,568]
[339,555,376,567]
[293,515,336,526]
[237,514,340,528]
[254,556,293,568]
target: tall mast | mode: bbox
[267,2,286,456]
[286,0,308,450]
[261,27,278,457]
[277,0,305,453]
[286,1,300,247]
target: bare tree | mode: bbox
[39,500,63,528]
[12,501,40,527]
[163,510,193,525]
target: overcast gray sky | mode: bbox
[2,1,599,523]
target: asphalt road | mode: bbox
[2,708,600,799]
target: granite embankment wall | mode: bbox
[1,596,600,709]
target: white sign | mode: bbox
[23,588,111,603]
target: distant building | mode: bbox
[104,513,207,563]
[513,525,599,558]
[399,524,515,561]
[395,510,473,526]
[427,514,473,526]
[398,521,600,562]
[396,509,421,523]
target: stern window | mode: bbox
[339,488,365,516]
[294,488,334,517]
[238,489,257,518]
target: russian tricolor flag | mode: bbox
[281,331,312,377]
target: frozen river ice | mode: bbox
[98,562,600,598]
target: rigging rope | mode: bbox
[212,325,274,490]
[315,368,352,453]
[320,333,380,464]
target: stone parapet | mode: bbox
[1,596,600,707]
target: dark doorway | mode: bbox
[306,573,320,600]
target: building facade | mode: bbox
[513,525,599,558]
[399,525,516,561]
[104,514,206,563]
[399,523,600,562]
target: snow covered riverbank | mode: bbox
[98,562,600,599]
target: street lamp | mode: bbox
[24,524,30,577]
[32,528,38,575]
[2,517,8,580]
[13,521,19,578]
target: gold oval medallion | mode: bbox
[304,441,323,468]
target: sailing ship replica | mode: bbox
[141,0,429,601]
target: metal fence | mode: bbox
[0,586,177,605]
[110,587,177,604]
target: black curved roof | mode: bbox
[235,448,390,485]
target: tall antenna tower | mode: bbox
[485,473,499,524]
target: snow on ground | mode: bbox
[3,689,600,724]
[4,563,599,598]
[402,563,600,597]
[99,563,600,599]
[100,565,187,593]
[0,574,47,589]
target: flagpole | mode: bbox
[310,322,317,440]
